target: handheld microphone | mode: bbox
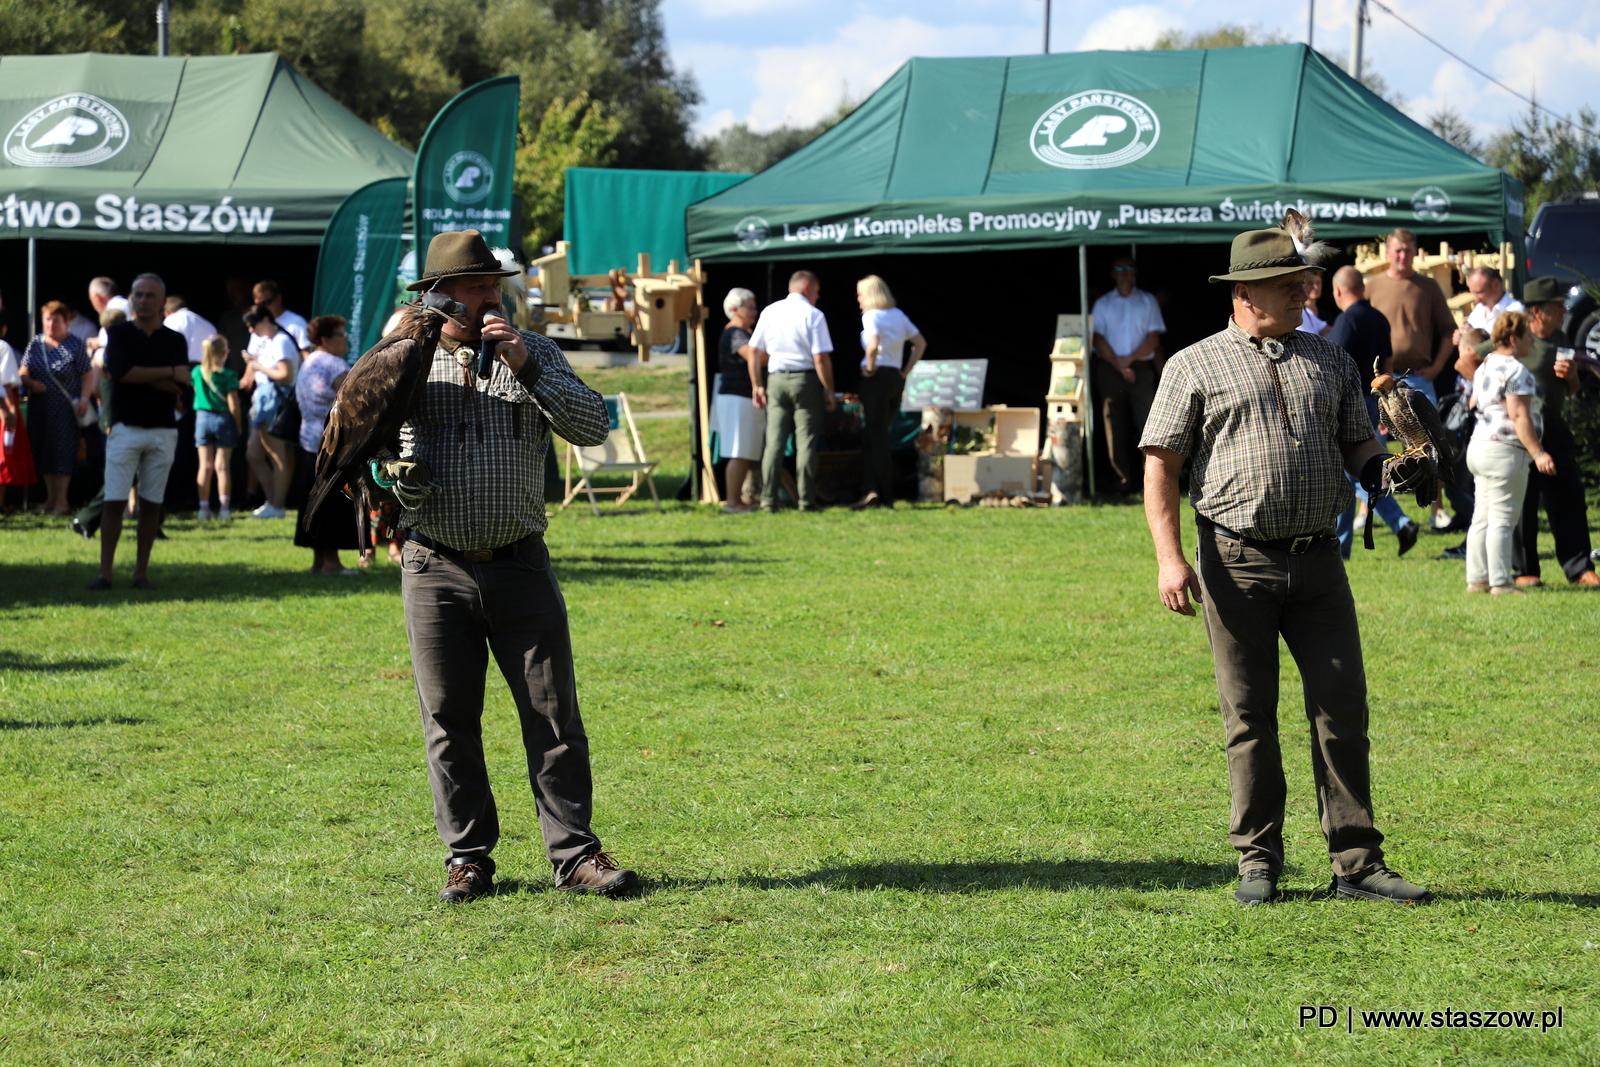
[478,310,506,381]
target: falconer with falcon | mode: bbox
[1140,213,1431,907]
[341,229,637,902]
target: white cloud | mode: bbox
[1494,28,1600,119]
[1073,5,1183,51]
[730,15,1034,131]
[1400,59,1490,128]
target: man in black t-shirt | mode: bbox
[91,273,189,591]
[1327,266,1419,558]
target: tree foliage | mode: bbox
[2,0,702,245]
[1486,103,1600,225]
[1150,24,1287,50]
[1426,107,1483,159]
[516,93,620,256]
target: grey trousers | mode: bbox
[762,370,825,510]
[1194,525,1386,878]
[400,534,600,881]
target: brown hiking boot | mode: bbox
[439,857,494,902]
[558,851,639,897]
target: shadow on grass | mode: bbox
[0,716,150,730]
[642,858,1237,895]
[0,650,126,672]
[0,562,394,609]
[555,551,775,584]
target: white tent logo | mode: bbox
[4,93,130,168]
[1411,185,1450,222]
[443,150,494,204]
[734,215,770,251]
[1031,90,1160,170]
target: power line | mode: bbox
[1366,0,1597,137]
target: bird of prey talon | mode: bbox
[305,291,468,547]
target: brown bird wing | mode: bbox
[306,314,440,521]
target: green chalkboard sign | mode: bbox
[901,359,988,412]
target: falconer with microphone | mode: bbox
[391,229,639,901]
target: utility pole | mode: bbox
[157,0,170,56]
[1042,0,1051,54]
[1349,0,1365,81]
[1307,0,1315,49]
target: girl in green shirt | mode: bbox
[192,336,242,520]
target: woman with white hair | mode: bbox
[853,275,926,509]
[713,288,765,511]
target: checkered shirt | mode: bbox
[398,330,608,550]
[1139,318,1375,540]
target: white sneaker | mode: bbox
[198,505,211,521]
[251,503,287,519]
[1431,510,1454,531]
[218,508,232,521]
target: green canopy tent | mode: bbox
[686,44,1522,496]
[0,52,413,334]
[687,44,1522,260]
[565,167,749,277]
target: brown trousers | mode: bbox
[400,534,600,881]
[1095,359,1156,492]
[1194,524,1385,878]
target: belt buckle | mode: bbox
[464,548,494,563]
[1289,535,1313,555]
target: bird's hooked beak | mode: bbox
[413,291,470,323]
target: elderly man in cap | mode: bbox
[1140,216,1431,907]
[396,229,640,901]
[1512,276,1597,587]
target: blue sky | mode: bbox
[661,0,1599,143]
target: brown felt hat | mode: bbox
[407,229,519,291]
[1209,228,1325,284]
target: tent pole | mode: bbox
[1349,0,1364,80]
[1079,243,1094,498]
[26,239,36,341]
[157,0,170,56]
[1042,0,1051,54]
[1307,0,1315,49]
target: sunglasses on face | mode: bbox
[1113,266,1136,272]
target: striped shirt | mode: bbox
[1139,318,1374,540]
[398,330,608,550]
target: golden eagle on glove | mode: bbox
[303,291,467,528]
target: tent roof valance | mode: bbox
[0,52,414,245]
[687,45,1522,261]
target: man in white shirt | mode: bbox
[747,271,835,511]
[1461,267,1523,337]
[86,276,131,354]
[163,295,218,363]
[252,279,310,352]
[1091,258,1166,494]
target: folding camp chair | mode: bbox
[561,393,662,516]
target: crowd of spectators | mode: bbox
[2,237,1592,592]
[0,270,367,588]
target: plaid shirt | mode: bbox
[398,330,608,550]
[1139,318,1374,540]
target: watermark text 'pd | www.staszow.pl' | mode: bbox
[1299,1005,1566,1033]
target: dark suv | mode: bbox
[1527,191,1600,350]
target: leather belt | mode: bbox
[406,529,537,564]
[1198,516,1333,556]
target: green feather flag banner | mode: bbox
[311,176,408,356]
[412,75,521,257]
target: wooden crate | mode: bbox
[943,454,1036,503]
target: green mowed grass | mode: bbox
[2,497,1598,1065]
